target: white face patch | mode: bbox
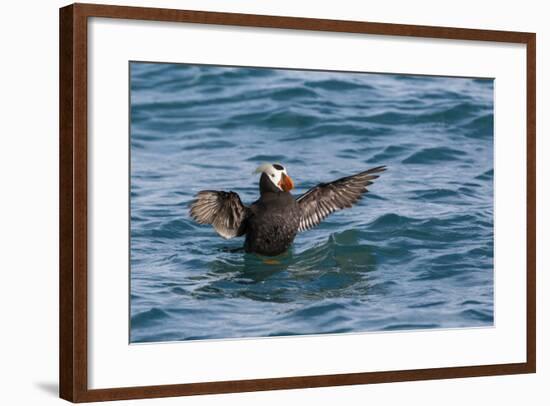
[254,163,287,190]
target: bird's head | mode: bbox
[254,163,294,193]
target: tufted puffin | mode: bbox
[189,164,386,256]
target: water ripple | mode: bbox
[130,62,494,342]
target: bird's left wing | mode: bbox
[189,191,248,239]
[296,166,386,232]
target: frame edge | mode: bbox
[59,4,76,402]
[525,32,536,373]
[72,2,534,42]
[60,3,90,402]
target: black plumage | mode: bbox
[189,165,386,256]
[296,166,386,232]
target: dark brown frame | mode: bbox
[60,2,536,402]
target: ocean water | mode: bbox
[130,62,494,343]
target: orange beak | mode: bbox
[278,173,294,192]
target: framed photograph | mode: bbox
[59,3,536,402]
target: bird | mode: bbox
[189,163,386,256]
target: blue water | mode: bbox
[130,62,494,343]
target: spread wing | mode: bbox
[189,191,248,239]
[296,166,386,232]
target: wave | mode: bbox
[270,87,319,100]
[304,79,374,91]
[184,140,236,151]
[402,147,467,164]
[260,109,318,129]
[410,188,461,201]
[382,323,440,331]
[476,169,494,181]
[460,309,493,323]
[131,307,170,328]
[366,213,416,230]
[132,219,197,239]
[358,102,486,126]
[463,113,494,139]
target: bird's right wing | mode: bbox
[296,166,386,232]
[189,191,248,239]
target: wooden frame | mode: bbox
[59,3,536,402]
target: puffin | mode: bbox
[189,164,386,256]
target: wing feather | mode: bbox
[189,191,248,239]
[296,166,386,232]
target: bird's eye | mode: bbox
[271,174,275,178]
